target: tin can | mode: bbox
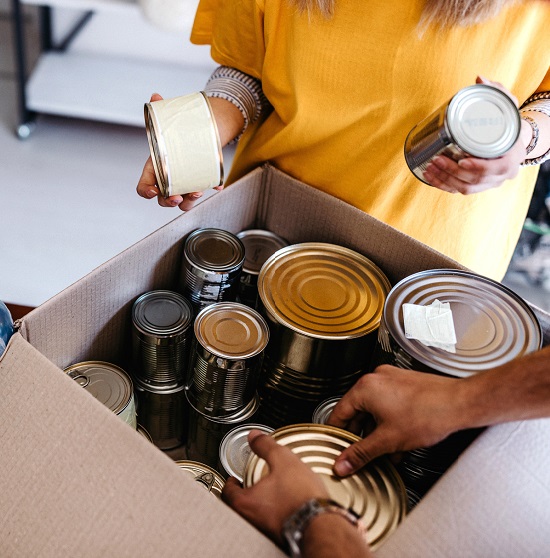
[257,242,391,427]
[312,396,342,424]
[179,228,245,314]
[144,92,223,198]
[134,378,188,450]
[175,460,225,499]
[243,423,407,551]
[185,392,260,469]
[136,423,154,443]
[64,361,137,429]
[236,229,289,309]
[404,84,520,184]
[218,423,275,482]
[373,268,542,502]
[132,290,194,386]
[186,302,269,417]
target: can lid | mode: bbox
[219,423,275,482]
[132,290,193,337]
[194,302,270,359]
[447,84,520,158]
[237,229,289,275]
[383,269,542,377]
[144,102,170,197]
[184,228,245,273]
[312,396,342,424]
[175,460,225,499]
[64,361,134,415]
[243,423,407,550]
[136,423,154,443]
[258,243,391,339]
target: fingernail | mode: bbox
[189,192,203,199]
[334,459,353,477]
[146,189,157,198]
[168,199,179,207]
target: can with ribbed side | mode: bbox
[186,302,269,417]
[236,229,289,309]
[175,460,225,499]
[373,268,542,502]
[218,423,275,482]
[185,392,261,469]
[64,361,137,429]
[243,424,407,551]
[179,228,245,315]
[404,84,520,184]
[132,290,194,386]
[257,242,391,428]
[134,377,188,450]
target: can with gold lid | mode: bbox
[187,302,270,417]
[64,361,137,429]
[236,229,289,309]
[257,242,391,427]
[132,290,194,386]
[218,423,275,482]
[179,228,246,315]
[175,460,225,499]
[243,423,407,551]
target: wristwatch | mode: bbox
[282,498,365,557]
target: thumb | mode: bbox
[150,92,164,102]
[333,428,394,477]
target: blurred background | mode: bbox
[1,0,549,320]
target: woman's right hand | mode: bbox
[136,93,244,212]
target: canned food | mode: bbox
[64,361,137,429]
[312,396,342,424]
[187,302,269,417]
[144,92,223,197]
[132,290,194,386]
[185,392,260,469]
[136,423,154,443]
[404,84,520,183]
[179,228,245,314]
[373,268,542,503]
[236,229,289,309]
[243,424,407,550]
[257,242,391,427]
[218,423,275,482]
[175,460,225,499]
[134,378,188,450]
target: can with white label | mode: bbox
[404,84,520,183]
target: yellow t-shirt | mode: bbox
[191,0,550,280]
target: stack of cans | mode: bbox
[185,302,270,468]
[179,228,245,315]
[236,229,289,309]
[131,290,194,450]
[373,269,542,508]
[256,243,391,428]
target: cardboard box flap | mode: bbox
[376,418,550,557]
[0,333,283,558]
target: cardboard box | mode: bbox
[2,164,549,557]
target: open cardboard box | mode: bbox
[2,165,549,557]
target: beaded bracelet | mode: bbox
[519,91,550,166]
[520,115,539,155]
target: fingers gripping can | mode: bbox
[404,84,520,183]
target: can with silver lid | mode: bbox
[257,242,391,427]
[179,228,245,315]
[134,377,188,450]
[186,302,270,417]
[373,268,542,502]
[312,396,342,425]
[132,290,194,386]
[243,423,407,551]
[218,423,275,482]
[175,460,226,499]
[64,361,137,429]
[236,229,289,309]
[404,84,520,184]
[185,392,261,469]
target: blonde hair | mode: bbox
[292,0,516,26]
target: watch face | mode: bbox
[244,424,407,550]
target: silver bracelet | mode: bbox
[520,91,550,166]
[520,114,539,155]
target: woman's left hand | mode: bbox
[423,76,532,195]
